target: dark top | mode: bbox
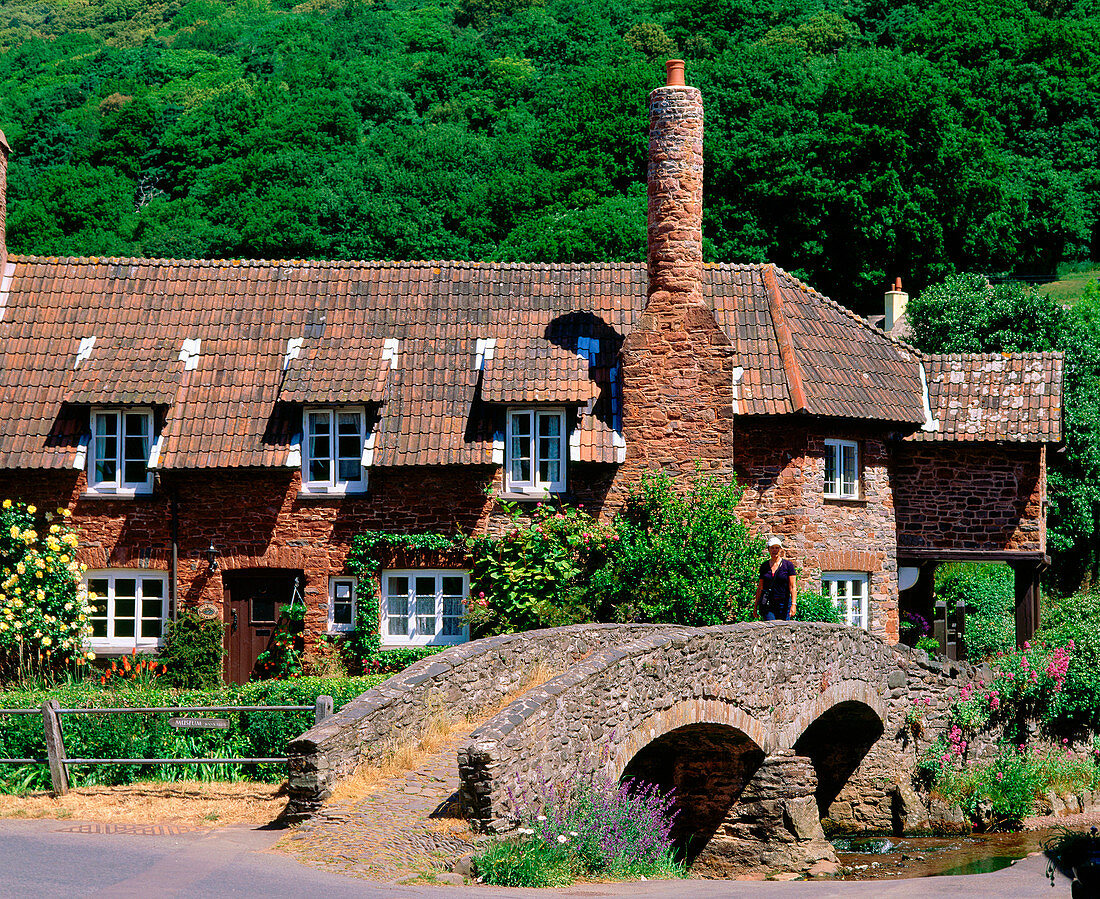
[759,558,796,606]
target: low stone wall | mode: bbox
[285,623,675,818]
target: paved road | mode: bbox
[0,820,1072,898]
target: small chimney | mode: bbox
[885,277,908,332]
[0,130,9,276]
[646,60,704,315]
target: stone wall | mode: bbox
[284,623,675,818]
[894,442,1045,552]
[734,422,900,642]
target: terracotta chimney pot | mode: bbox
[665,59,686,87]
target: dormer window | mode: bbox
[302,407,367,494]
[88,408,154,495]
[506,408,566,494]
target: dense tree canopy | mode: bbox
[0,0,1098,312]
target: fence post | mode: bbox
[955,600,967,659]
[933,600,948,658]
[314,695,333,725]
[41,699,69,796]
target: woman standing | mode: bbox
[755,536,797,621]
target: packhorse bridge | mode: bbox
[288,622,978,875]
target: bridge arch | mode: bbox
[609,697,772,782]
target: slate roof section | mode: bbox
[0,256,1062,471]
[911,353,1064,443]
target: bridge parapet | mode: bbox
[285,623,676,818]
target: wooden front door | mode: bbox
[223,570,300,684]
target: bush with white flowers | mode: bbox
[0,499,92,682]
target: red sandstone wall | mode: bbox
[733,422,900,643]
[893,443,1045,553]
[0,464,619,651]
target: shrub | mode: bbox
[0,676,383,791]
[477,770,684,886]
[0,500,91,683]
[476,838,574,887]
[1042,590,1100,734]
[588,470,764,626]
[467,503,613,635]
[935,563,1014,659]
[160,609,224,689]
[928,743,1100,829]
[794,590,841,623]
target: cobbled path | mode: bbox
[278,726,478,882]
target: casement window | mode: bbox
[302,407,367,494]
[85,570,169,652]
[381,570,468,647]
[822,572,869,630]
[506,408,566,494]
[824,439,860,499]
[88,409,154,495]
[328,577,357,634]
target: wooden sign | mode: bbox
[169,717,229,729]
[195,603,219,620]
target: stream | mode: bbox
[830,830,1052,879]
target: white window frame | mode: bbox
[380,569,468,648]
[824,438,860,499]
[822,571,869,630]
[87,408,155,496]
[327,576,357,634]
[301,406,367,495]
[505,407,566,495]
[84,569,169,653]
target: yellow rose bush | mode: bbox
[0,500,90,682]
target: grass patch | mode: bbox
[1039,265,1100,305]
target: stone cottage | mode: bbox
[0,62,1061,681]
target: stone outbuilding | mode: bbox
[0,62,1061,680]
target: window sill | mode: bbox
[497,490,566,503]
[298,487,368,499]
[88,640,164,655]
[380,636,469,649]
[823,495,867,506]
[82,490,153,500]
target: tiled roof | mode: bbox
[481,337,599,404]
[0,256,1060,471]
[64,336,182,406]
[910,353,1064,443]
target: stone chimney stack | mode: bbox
[885,277,908,332]
[646,59,705,316]
[0,131,9,277]
[615,62,734,493]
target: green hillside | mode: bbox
[1,0,1098,312]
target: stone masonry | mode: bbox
[616,70,738,497]
[894,443,1046,552]
[287,622,990,875]
[453,622,989,875]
